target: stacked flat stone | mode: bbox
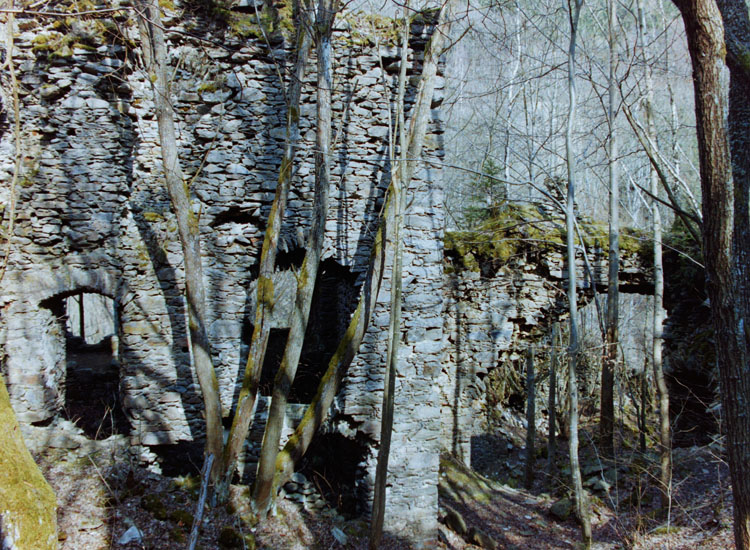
[0,5,444,545]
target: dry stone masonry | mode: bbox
[441,235,652,466]
[0,3,444,544]
[0,2,657,545]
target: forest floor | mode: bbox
[25,417,734,550]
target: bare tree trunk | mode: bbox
[135,0,223,473]
[187,454,214,550]
[369,5,410,547]
[636,0,672,510]
[701,1,750,546]
[547,323,559,480]
[252,0,336,514]
[600,0,618,458]
[565,1,592,546]
[639,359,647,454]
[524,345,536,489]
[216,11,313,500]
[272,2,453,495]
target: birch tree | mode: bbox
[251,0,338,513]
[565,0,592,546]
[600,0,618,457]
[216,2,313,500]
[271,0,454,499]
[135,0,224,475]
[369,3,411,546]
[636,0,671,509]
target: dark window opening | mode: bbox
[40,290,129,439]
[298,433,368,518]
[251,259,360,403]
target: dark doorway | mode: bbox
[298,433,368,518]
[41,291,129,439]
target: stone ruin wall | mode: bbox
[0,6,444,543]
[441,246,652,467]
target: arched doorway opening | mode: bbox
[40,290,129,439]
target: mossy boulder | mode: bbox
[439,453,498,506]
[467,526,498,549]
[0,377,58,550]
[442,505,467,535]
[549,497,574,521]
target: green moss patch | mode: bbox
[445,203,563,273]
[141,493,169,520]
[445,202,652,275]
[0,378,58,549]
[439,453,500,506]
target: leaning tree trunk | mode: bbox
[0,376,58,550]
[216,10,313,501]
[271,2,453,496]
[251,0,336,514]
[600,0,618,458]
[637,0,671,510]
[0,16,57,548]
[135,0,223,472]
[565,1,592,546]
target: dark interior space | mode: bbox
[251,259,360,403]
[298,433,368,518]
[65,335,130,439]
[150,441,205,477]
[41,291,129,439]
[668,369,718,447]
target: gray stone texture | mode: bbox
[0,7,444,545]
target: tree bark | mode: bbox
[716,0,750,543]
[524,346,536,489]
[639,359,647,454]
[252,0,336,514]
[272,2,452,495]
[697,0,750,546]
[369,5,410,547]
[600,0,618,458]
[216,11,313,500]
[136,0,224,473]
[565,1,592,546]
[547,323,559,480]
